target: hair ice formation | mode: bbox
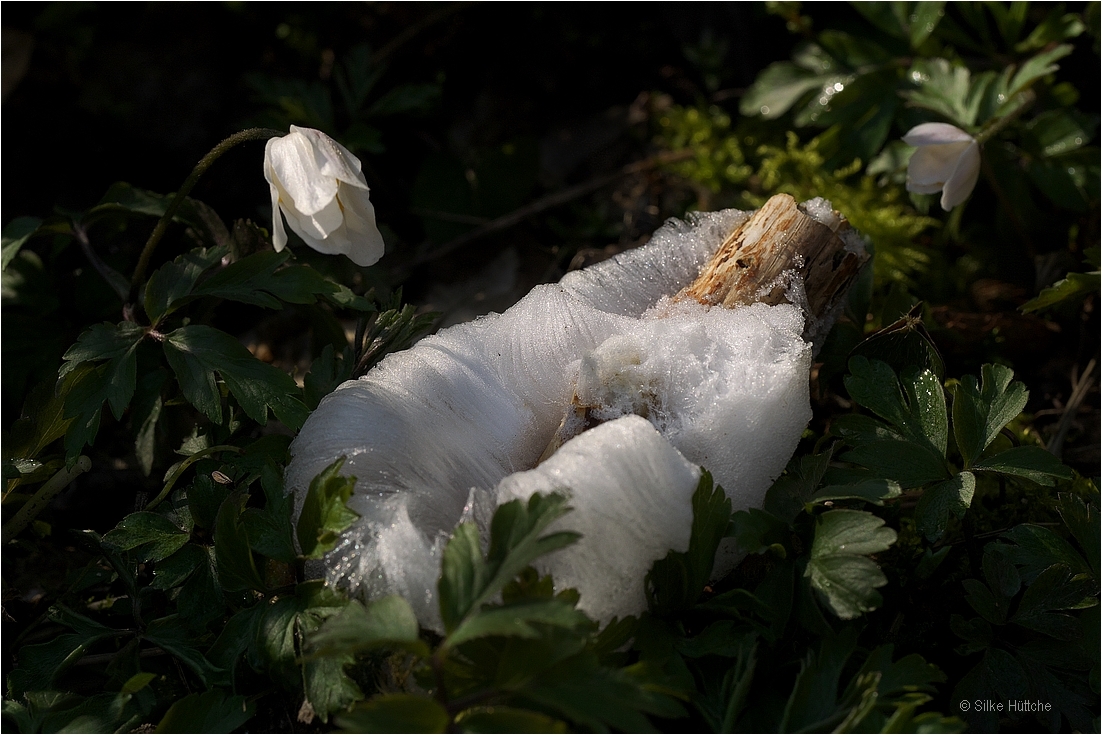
[286,205,854,626]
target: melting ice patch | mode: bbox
[286,208,814,626]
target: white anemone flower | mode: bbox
[903,122,981,211]
[264,125,385,267]
[287,197,867,627]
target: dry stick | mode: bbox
[406,149,694,269]
[1047,357,1097,458]
[2,457,91,544]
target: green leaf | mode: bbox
[972,446,1073,485]
[778,627,859,732]
[1002,523,1093,583]
[150,543,206,590]
[144,247,225,324]
[675,620,757,658]
[304,343,356,410]
[368,83,441,116]
[178,546,226,630]
[439,493,578,634]
[839,440,949,488]
[807,510,896,619]
[951,363,1028,468]
[242,463,297,563]
[307,595,425,657]
[142,615,224,687]
[1016,10,1084,51]
[1021,271,1100,313]
[337,694,449,734]
[645,471,731,614]
[448,598,590,648]
[2,216,41,271]
[810,479,902,506]
[844,357,948,460]
[1011,564,1095,640]
[214,491,266,592]
[61,321,146,417]
[739,60,832,119]
[908,1,945,47]
[7,606,120,697]
[764,450,833,523]
[519,652,685,732]
[1007,44,1074,99]
[131,368,167,476]
[455,706,568,733]
[915,472,976,542]
[296,457,360,560]
[903,58,981,128]
[155,690,254,734]
[206,603,265,679]
[1057,494,1100,578]
[190,250,343,309]
[726,507,789,558]
[1023,109,1098,158]
[162,324,309,429]
[102,511,189,562]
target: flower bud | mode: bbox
[263,125,385,266]
[903,122,981,211]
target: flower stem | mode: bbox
[129,127,284,296]
[2,457,91,544]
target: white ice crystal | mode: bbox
[286,206,838,626]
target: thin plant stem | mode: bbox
[129,127,284,296]
[2,456,91,544]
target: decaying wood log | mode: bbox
[675,193,867,321]
[537,194,869,464]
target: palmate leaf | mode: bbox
[306,595,425,658]
[102,511,190,563]
[144,247,226,324]
[438,492,578,634]
[58,321,146,456]
[162,324,309,429]
[843,357,949,461]
[296,457,360,560]
[7,606,121,697]
[806,510,897,619]
[448,599,590,649]
[337,694,449,734]
[951,363,1028,468]
[915,472,976,542]
[972,446,1073,486]
[214,491,266,592]
[646,471,731,614]
[764,450,833,524]
[154,689,255,734]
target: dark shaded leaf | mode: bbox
[214,492,266,592]
[163,324,309,429]
[951,364,1029,468]
[807,510,896,619]
[1,216,41,271]
[307,595,425,657]
[646,471,731,614]
[840,440,949,488]
[973,446,1073,486]
[455,706,568,733]
[103,512,189,563]
[337,694,448,734]
[1002,523,1092,583]
[142,615,224,686]
[7,606,120,697]
[144,247,225,324]
[764,450,833,523]
[915,472,976,542]
[155,689,254,734]
[296,457,360,560]
[439,493,577,634]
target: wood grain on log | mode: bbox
[675,193,867,320]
